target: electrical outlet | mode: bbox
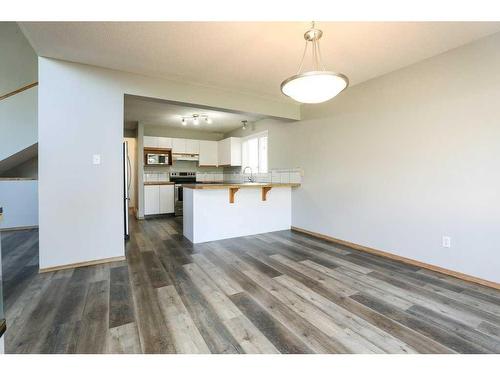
[442,236,451,248]
[92,154,101,165]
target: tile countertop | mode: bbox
[183,183,301,189]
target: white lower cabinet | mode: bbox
[144,184,174,215]
[159,185,175,214]
[144,185,160,215]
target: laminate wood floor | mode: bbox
[2,216,500,353]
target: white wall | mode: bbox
[0,87,38,161]
[0,22,38,163]
[38,57,298,268]
[225,118,297,170]
[0,180,38,229]
[282,32,500,283]
[0,22,37,95]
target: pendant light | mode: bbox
[281,22,348,104]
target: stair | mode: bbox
[0,83,38,175]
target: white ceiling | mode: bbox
[124,95,265,132]
[20,22,500,101]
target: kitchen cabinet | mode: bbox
[198,140,218,166]
[144,136,172,149]
[159,185,175,214]
[218,137,241,166]
[185,139,200,154]
[144,185,160,215]
[172,138,186,153]
[144,184,174,215]
[143,136,159,148]
[158,137,172,149]
[172,138,200,154]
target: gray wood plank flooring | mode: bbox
[1,217,500,354]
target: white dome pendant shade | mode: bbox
[281,71,348,104]
[281,23,349,104]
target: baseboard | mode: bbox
[291,226,500,291]
[0,225,38,232]
[39,255,126,273]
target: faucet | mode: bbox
[242,166,255,183]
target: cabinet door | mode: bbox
[230,137,242,166]
[185,139,200,154]
[144,185,160,215]
[217,138,230,166]
[159,185,175,214]
[144,136,158,148]
[158,137,172,149]
[199,140,218,166]
[172,138,186,153]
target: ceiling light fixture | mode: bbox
[241,120,247,130]
[180,114,211,126]
[281,22,349,104]
[193,114,200,125]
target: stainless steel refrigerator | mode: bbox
[123,141,131,240]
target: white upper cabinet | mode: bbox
[143,136,201,154]
[185,139,200,154]
[218,137,241,166]
[199,140,218,166]
[144,136,172,149]
[143,136,159,148]
[158,137,172,149]
[172,138,186,153]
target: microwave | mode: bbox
[147,153,169,165]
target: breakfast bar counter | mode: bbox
[183,183,300,243]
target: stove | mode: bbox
[170,172,196,216]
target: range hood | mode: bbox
[172,153,199,162]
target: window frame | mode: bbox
[241,130,268,174]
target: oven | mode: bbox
[170,172,196,216]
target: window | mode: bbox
[242,131,268,173]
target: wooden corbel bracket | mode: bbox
[261,186,272,201]
[229,187,240,203]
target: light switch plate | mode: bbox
[442,236,451,248]
[92,154,101,165]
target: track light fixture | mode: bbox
[180,114,212,126]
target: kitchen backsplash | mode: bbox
[144,168,303,184]
[221,168,303,184]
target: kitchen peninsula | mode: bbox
[183,183,299,243]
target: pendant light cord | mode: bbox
[296,21,326,74]
[316,39,326,71]
[296,40,309,75]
